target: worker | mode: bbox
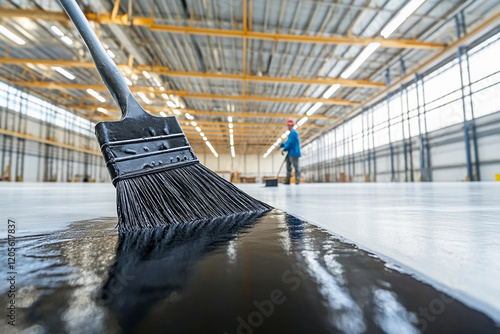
[280,119,301,184]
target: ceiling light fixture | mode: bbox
[87,89,106,103]
[137,92,151,104]
[297,117,309,126]
[341,43,380,79]
[306,102,323,116]
[322,84,341,99]
[52,66,75,80]
[381,0,427,38]
[61,36,73,45]
[50,25,64,37]
[106,49,116,59]
[0,25,26,45]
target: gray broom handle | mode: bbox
[277,154,288,179]
[58,0,136,117]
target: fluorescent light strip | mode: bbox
[159,111,167,117]
[341,43,380,79]
[381,0,427,38]
[306,102,323,116]
[51,26,64,37]
[142,70,151,79]
[106,49,116,59]
[297,117,309,126]
[322,84,341,99]
[52,67,75,80]
[97,107,108,114]
[0,25,25,45]
[124,77,132,85]
[166,100,176,108]
[61,36,73,45]
[87,89,106,103]
[153,77,162,87]
[137,92,151,104]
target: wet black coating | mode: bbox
[0,210,498,334]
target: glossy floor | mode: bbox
[239,182,500,324]
[0,210,498,334]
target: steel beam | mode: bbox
[12,80,359,105]
[0,8,445,50]
[0,58,385,88]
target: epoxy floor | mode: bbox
[238,182,500,324]
[0,181,499,329]
[0,210,498,333]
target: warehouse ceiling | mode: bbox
[0,0,499,155]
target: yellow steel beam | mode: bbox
[184,131,282,139]
[0,56,385,88]
[181,119,322,128]
[0,128,100,156]
[0,8,445,49]
[161,70,385,88]
[182,109,337,120]
[94,113,321,128]
[80,103,336,120]
[12,80,359,105]
[176,92,358,105]
[148,24,444,49]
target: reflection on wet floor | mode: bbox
[0,209,498,334]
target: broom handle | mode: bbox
[58,0,141,119]
[277,154,288,179]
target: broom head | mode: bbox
[95,98,272,231]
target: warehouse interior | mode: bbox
[0,0,499,333]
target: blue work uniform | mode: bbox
[280,129,301,184]
[281,129,301,157]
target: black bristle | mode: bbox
[116,163,273,232]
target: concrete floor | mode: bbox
[239,182,500,324]
[1,181,499,324]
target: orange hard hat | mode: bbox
[286,119,295,126]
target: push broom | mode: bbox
[58,0,272,231]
